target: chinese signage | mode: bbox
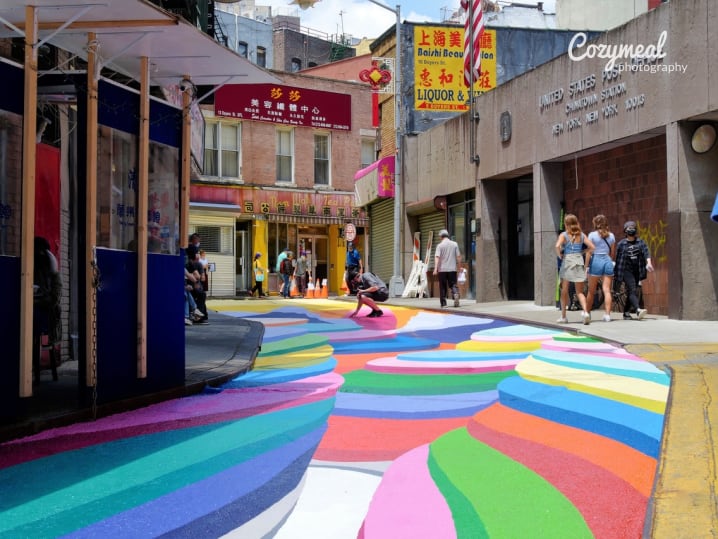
[353,155,395,206]
[191,185,362,220]
[215,84,352,131]
[413,26,496,111]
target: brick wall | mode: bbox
[563,135,668,314]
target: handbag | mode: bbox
[254,262,264,282]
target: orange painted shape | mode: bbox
[471,404,657,496]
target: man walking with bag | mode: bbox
[433,229,462,308]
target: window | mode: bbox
[256,46,266,67]
[314,133,330,185]
[237,41,248,58]
[276,129,294,182]
[291,58,302,72]
[204,122,241,178]
[361,138,375,168]
[190,225,233,255]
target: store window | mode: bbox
[204,121,241,179]
[237,41,248,58]
[276,128,294,183]
[189,225,233,255]
[361,138,375,168]
[256,46,266,67]
[0,111,22,256]
[314,133,330,185]
[96,126,180,253]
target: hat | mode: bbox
[287,251,293,256]
[347,241,354,248]
[439,229,449,238]
[623,221,637,233]
[255,252,261,258]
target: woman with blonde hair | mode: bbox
[585,214,616,322]
[555,214,595,324]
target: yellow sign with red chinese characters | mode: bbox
[413,26,496,111]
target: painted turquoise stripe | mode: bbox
[225,357,337,388]
[258,334,330,356]
[0,399,334,534]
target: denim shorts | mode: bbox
[588,255,615,277]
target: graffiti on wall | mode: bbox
[637,220,667,263]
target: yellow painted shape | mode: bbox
[456,340,544,353]
[255,344,334,370]
[517,357,668,413]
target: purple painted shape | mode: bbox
[361,444,456,538]
[365,357,520,374]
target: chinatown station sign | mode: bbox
[215,84,352,131]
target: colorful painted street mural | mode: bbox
[0,300,669,538]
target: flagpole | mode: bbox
[469,0,479,164]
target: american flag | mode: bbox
[461,0,484,87]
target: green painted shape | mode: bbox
[428,428,593,539]
[340,370,516,395]
[552,334,600,343]
[258,333,329,357]
[0,399,334,536]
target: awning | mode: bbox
[0,0,279,87]
[354,155,395,206]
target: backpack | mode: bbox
[281,258,293,275]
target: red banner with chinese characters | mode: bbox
[215,84,351,131]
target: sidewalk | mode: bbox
[375,296,718,538]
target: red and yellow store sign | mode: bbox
[413,25,497,112]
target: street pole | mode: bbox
[367,0,403,296]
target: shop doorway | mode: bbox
[298,235,328,285]
[235,229,250,294]
[507,178,534,300]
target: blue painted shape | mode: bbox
[395,350,528,362]
[334,390,499,419]
[406,319,512,344]
[530,350,670,385]
[331,335,440,354]
[225,357,338,388]
[498,376,664,457]
[63,428,325,538]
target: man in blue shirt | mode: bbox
[345,241,363,295]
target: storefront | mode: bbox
[190,184,367,295]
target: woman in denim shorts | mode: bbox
[585,214,616,322]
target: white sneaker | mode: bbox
[602,314,612,322]
[582,311,591,325]
[184,318,193,326]
[193,308,203,318]
[637,308,647,320]
[556,316,568,324]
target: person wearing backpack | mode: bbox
[280,251,294,298]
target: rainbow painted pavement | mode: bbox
[0,299,669,538]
